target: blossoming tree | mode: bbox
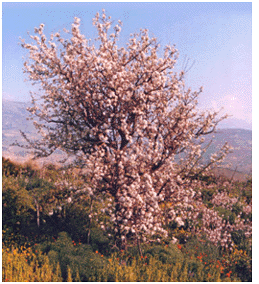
[20,11,231,250]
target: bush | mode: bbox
[60,202,91,243]
[89,227,111,255]
[39,231,108,281]
[145,243,184,265]
[2,158,251,282]
[242,187,252,204]
[227,247,252,282]
[2,157,22,177]
[2,245,62,282]
[2,176,34,236]
[90,250,223,282]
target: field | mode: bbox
[2,157,252,282]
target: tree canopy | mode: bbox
[20,10,231,248]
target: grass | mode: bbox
[2,157,252,282]
[2,246,62,282]
[3,235,249,282]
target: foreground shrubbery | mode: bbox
[2,158,252,281]
[3,231,251,281]
[2,246,62,282]
[6,10,252,281]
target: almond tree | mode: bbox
[20,10,230,250]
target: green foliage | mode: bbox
[232,202,243,216]
[242,186,252,204]
[231,230,251,252]
[39,231,108,281]
[26,176,53,192]
[90,250,224,282]
[2,245,62,282]
[215,206,236,225]
[61,202,90,242]
[227,247,252,282]
[145,243,184,265]
[2,157,40,179]
[89,228,111,255]
[3,232,249,282]
[2,157,22,177]
[2,158,251,282]
[201,186,216,203]
[2,176,34,233]
[193,171,218,185]
[181,235,221,262]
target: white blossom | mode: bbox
[20,10,235,248]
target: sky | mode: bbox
[2,1,252,129]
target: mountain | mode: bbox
[200,128,252,175]
[2,100,35,160]
[2,100,252,177]
[215,117,252,131]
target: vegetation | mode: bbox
[2,157,252,282]
[3,10,251,282]
[18,10,233,249]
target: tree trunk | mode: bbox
[35,198,40,228]
[137,237,143,258]
[87,198,93,244]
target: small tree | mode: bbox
[20,10,230,249]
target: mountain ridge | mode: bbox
[2,100,252,177]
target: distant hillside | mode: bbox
[201,128,252,175]
[2,100,252,176]
[2,100,34,161]
[2,100,54,163]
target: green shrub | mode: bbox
[145,243,184,265]
[89,250,223,282]
[242,187,252,204]
[2,159,251,282]
[89,227,111,255]
[201,187,216,202]
[2,157,22,177]
[39,231,108,281]
[232,202,243,216]
[2,176,34,237]
[215,206,236,225]
[2,245,62,282]
[62,203,90,242]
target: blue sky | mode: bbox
[2,2,252,129]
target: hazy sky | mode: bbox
[2,2,252,129]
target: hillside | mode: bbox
[2,100,252,177]
[201,128,252,175]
